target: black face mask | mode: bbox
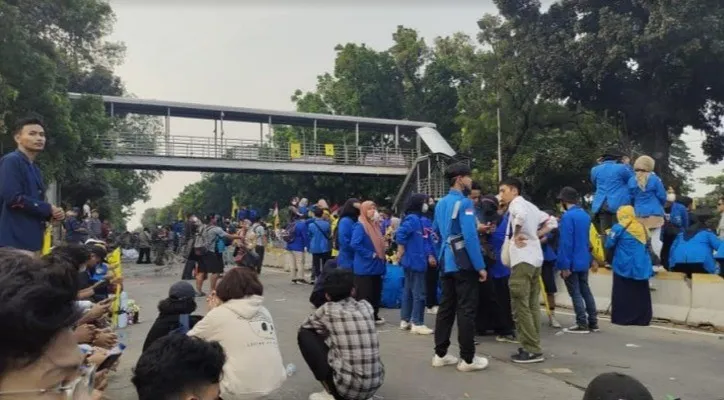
[462,186,472,197]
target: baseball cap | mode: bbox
[168,281,196,300]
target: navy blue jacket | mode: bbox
[351,223,386,276]
[0,151,52,251]
[556,206,593,272]
[433,189,485,274]
[395,214,427,272]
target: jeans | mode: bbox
[434,270,479,364]
[509,263,542,354]
[563,271,598,328]
[401,269,426,325]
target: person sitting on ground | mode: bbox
[0,248,106,400]
[582,372,654,400]
[299,269,385,400]
[310,258,338,308]
[133,334,226,400]
[669,213,722,277]
[143,281,203,351]
[188,267,286,399]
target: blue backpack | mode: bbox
[172,314,190,335]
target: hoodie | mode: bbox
[188,296,286,399]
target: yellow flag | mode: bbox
[290,143,302,159]
[589,224,605,264]
[107,247,123,327]
[177,207,184,221]
[324,143,335,156]
[231,197,239,219]
[41,225,52,255]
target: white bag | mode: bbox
[501,219,512,268]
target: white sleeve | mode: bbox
[509,201,526,228]
[539,210,558,229]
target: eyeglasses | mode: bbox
[0,364,95,400]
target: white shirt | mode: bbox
[506,196,558,268]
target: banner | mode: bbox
[231,197,239,220]
[290,143,302,159]
[41,225,52,255]
[324,144,335,156]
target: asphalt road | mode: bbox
[106,263,724,400]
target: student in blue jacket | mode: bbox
[669,215,722,277]
[661,193,690,269]
[308,208,332,283]
[335,198,360,270]
[629,155,667,261]
[555,187,597,334]
[431,163,488,373]
[606,205,654,326]
[420,202,439,314]
[396,194,435,335]
[591,148,634,231]
[286,213,309,284]
[0,117,65,251]
[351,200,387,324]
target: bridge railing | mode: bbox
[101,134,416,168]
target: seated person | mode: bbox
[669,214,722,277]
[78,245,114,302]
[299,269,385,400]
[143,281,203,351]
[133,334,226,400]
[582,372,653,400]
[309,258,338,308]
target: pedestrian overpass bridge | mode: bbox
[69,93,456,177]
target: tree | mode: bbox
[493,0,724,181]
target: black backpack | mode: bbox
[281,222,297,244]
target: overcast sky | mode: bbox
[107,2,719,229]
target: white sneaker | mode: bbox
[426,306,439,315]
[457,356,490,372]
[432,354,459,367]
[400,320,411,330]
[549,315,562,329]
[411,324,434,335]
[308,391,335,400]
[375,317,386,326]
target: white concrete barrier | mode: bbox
[649,271,690,324]
[686,273,724,329]
[263,247,313,272]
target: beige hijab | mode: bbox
[359,201,386,259]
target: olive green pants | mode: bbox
[509,262,542,354]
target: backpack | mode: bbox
[280,222,297,244]
[172,314,190,335]
[193,225,214,256]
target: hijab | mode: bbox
[633,155,655,191]
[359,201,386,259]
[616,206,647,244]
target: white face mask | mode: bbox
[422,203,429,213]
[372,211,380,221]
[666,193,676,203]
[292,201,298,206]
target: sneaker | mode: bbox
[589,324,601,332]
[511,349,545,364]
[432,354,459,368]
[411,324,434,335]
[457,356,489,372]
[308,391,335,400]
[195,291,206,297]
[426,306,439,315]
[399,321,411,330]
[291,279,300,285]
[549,315,562,329]
[495,334,519,344]
[375,317,386,326]
[563,325,591,334]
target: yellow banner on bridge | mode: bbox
[324,144,335,156]
[290,143,302,159]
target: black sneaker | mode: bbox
[563,325,591,334]
[495,334,519,344]
[589,324,601,332]
[511,349,545,364]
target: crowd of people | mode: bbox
[0,115,699,400]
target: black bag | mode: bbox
[448,201,474,271]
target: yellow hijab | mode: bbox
[616,205,647,244]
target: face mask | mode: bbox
[461,185,472,197]
[292,201,298,206]
[372,211,380,221]
[422,203,429,213]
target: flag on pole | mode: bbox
[41,224,52,255]
[231,197,239,220]
[273,202,280,230]
[324,143,335,156]
[177,207,184,221]
[290,143,302,159]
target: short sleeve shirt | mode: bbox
[203,226,226,252]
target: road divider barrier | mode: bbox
[687,273,724,329]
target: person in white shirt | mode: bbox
[498,178,558,364]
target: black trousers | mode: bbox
[137,247,151,264]
[425,265,439,308]
[312,252,332,280]
[475,276,514,336]
[255,245,266,273]
[672,263,708,278]
[354,275,382,320]
[434,270,479,364]
[298,328,345,400]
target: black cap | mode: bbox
[602,147,624,159]
[86,244,107,263]
[557,187,580,204]
[168,281,196,300]
[445,162,472,181]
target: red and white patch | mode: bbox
[464,208,475,216]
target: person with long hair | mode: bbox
[628,155,667,261]
[351,201,387,324]
[335,198,361,270]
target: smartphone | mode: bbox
[97,343,125,371]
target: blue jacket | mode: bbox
[542,232,557,262]
[0,150,53,251]
[336,216,357,269]
[351,223,386,276]
[286,220,308,252]
[395,214,427,272]
[490,213,511,279]
[629,174,666,218]
[605,225,653,280]
[556,206,592,272]
[668,202,689,229]
[420,216,436,257]
[591,161,634,214]
[308,218,332,254]
[433,189,485,274]
[669,230,721,275]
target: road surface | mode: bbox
[106,263,724,400]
